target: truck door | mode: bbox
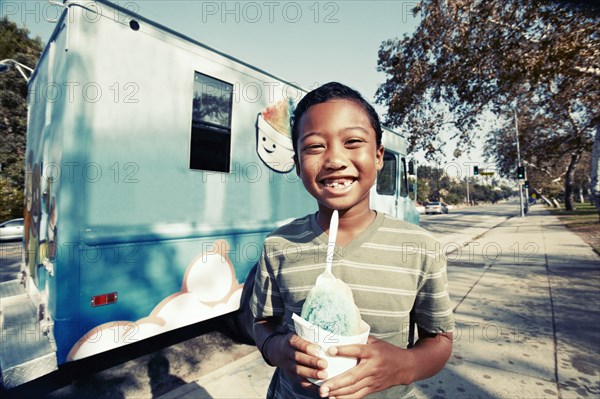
[371,150,399,217]
[397,157,420,223]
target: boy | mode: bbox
[251,82,454,398]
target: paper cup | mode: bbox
[292,313,370,385]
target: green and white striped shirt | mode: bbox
[251,211,455,399]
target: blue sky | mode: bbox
[3,0,488,173]
[3,0,421,114]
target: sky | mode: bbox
[3,0,487,175]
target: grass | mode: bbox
[547,202,600,255]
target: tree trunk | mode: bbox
[540,195,553,207]
[590,122,600,219]
[564,150,582,211]
[552,198,561,208]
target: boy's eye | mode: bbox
[303,143,324,152]
[346,138,365,147]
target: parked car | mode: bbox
[425,202,449,215]
[0,218,24,241]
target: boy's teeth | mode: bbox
[324,179,353,188]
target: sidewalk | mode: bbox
[160,208,599,399]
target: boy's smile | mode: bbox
[322,177,355,189]
[294,99,384,217]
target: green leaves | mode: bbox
[0,17,42,217]
[376,1,599,209]
[377,1,598,152]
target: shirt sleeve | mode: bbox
[413,245,455,334]
[250,241,285,320]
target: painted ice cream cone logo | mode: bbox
[256,98,296,173]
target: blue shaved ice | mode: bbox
[301,281,361,336]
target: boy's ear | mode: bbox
[375,145,385,171]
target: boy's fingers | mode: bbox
[293,364,329,381]
[289,334,322,356]
[294,351,328,370]
[320,367,359,394]
[321,374,370,399]
[320,380,356,398]
[326,343,365,358]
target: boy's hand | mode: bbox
[319,332,452,399]
[267,333,330,389]
[318,336,409,399]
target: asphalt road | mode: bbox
[0,241,22,283]
[420,199,521,235]
[1,201,522,398]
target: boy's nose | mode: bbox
[324,146,348,170]
[324,160,343,170]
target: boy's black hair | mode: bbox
[291,82,383,155]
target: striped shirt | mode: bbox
[251,211,455,399]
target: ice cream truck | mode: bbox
[0,0,419,387]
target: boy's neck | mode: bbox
[316,207,377,247]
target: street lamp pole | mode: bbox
[514,108,525,217]
[0,59,34,82]
[466,167,470,206]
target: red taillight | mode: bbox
[91,292,118,307]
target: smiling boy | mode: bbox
[251,82,455,398]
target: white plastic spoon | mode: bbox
[316,210,338,286]
[301,209,360,336]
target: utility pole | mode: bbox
[524,164,530,214]
[466,167,470,206]
[514,108,525,217]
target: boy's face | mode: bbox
[294,99,384,214]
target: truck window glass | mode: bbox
[189,72,233,172]
[400,157,409,197]
[376,151,396,196]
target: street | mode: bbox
[0,242,22,283]
[420,199,520,235]
[1,202,521,398]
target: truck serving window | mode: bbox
[189,72,233,172]
[376,151,397,196]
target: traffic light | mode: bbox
[517,166,525,179]
[524,180,529,189]
[473,166,479,175]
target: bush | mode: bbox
[0,176,23,221]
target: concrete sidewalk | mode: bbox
[160,208,599,399]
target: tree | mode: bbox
[485,103,592,205]
[376,0,599,212]
[416,164,512,205]
[0,17,42,217]
[414,177,430,204]
[591,127,600,218]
